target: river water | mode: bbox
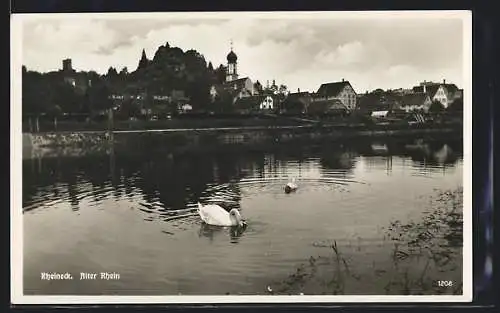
[22,136,463,295]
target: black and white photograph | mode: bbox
[11,11,472,304]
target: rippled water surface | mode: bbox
[23,137,463,295]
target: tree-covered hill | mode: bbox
[22,42,227,117]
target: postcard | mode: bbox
[11,10,472,304]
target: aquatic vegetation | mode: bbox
[267,187,463,295]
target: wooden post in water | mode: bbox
[54,116,58,131]
[37,154,42,174]
[107,108,114,143]
[35,116,40,133]
[109,139,116,183]
[28,117,33,133]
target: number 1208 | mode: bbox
[437,280,453,287]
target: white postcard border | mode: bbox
[11,10,473,304]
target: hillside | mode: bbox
[22,42,226,116]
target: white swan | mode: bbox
[284,178,298,193]
[197,202,245,227]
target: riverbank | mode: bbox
[265,187,463,295]
[22,111,463,133]
[23,122,462,153]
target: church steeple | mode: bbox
[226,40,238,82]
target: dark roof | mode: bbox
[357,95,379,108]
[413,86,424,93]
[414,83,459,99]
[287,91,311,98]
[424,85,440,98]
[286,92,312,102]
[261,89,277,96]
[444,84,458,92]
[234,95,263,110]
[443,84,459,97]
[308,99,347,113]
[372,93,402,107]
[223,77,250,89]
[357,93,397,111]
[316,81,354,97]
[401,93,429,106]
[227,50,237,63]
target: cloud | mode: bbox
[20,14,465,93]
[314,41,367,68]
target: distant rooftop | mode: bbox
[316,80,354,97]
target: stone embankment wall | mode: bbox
[23,125,462,152]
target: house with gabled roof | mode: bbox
[210,77,254,103]
[413,80,462,108]
[313,79,357,110]
[400,93,433,112]
[233,93,279,113]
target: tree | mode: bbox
[214,65,226,84]
[137,49,149,71]
[269,80,278,94]
[278,84,288,94]
[119,67,129,76]
[275,84,289,110]
[429,100,445,113]
[51,81,83,114]
[22,70,52,114]
[106,67,118,78]
[117,97,140,119]
[447,98,463,112]
[282,99,304,114]
[212,90,234,113]
[23,43,226,118]
[253,80,263,95]
[87,80,113,114]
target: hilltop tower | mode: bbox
[226,40,238,82]
[62,58,73,72]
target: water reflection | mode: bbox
[23,136,463,295]
[198,223,247,244]
[23,137,463,215]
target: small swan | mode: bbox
[197,202,246,227]
[284,178,298,194]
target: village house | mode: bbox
[282,89,313,114]
[400,93,433,112]
[357,93,384,113]
[412,80,462,109]
[313,79,357,110]
[259,95,274,110]
[388,88,413,96]
[109,88,190,116]
[357,89,401,113]
[307,98,348,116]
[234,93,279,113]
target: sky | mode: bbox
[19,12,467,94]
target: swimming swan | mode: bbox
[285,178,298,193]
[197,202,246,227]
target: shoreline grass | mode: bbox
[266,187,463,295]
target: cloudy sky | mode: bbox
[19,12,468,93]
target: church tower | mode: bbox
[226,40,238,82]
